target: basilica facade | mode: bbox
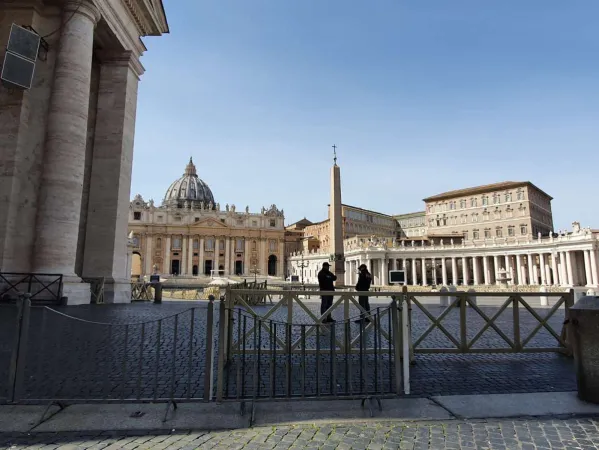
[128,159,286,279]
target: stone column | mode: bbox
[412,259,418,285]
[144,235,153,275]
[483,256,490,285]
[382,258,388,286]
[188,237,193,276]
[451,257,458,285]
[590,249,599,286]
[559,252,567,286]
[566,251,574,285]
[164,235,171,275]
[441,258,448,285]
[421,258,427,286]
[34,1,101,301]
[515,255,522,285]
[260,238,267,276]
[584,250,592,286]
[430,258,436,285]
[461,257,468,285]
[551,253,560,286]
[225,237,231,276]
[181,237,187,276]
[472,256,480,285]
[492,255,498,284]
[199,237,205,275]
[527,254,534,285]
[244,239,250,276]
[505,255,513,285]
[539,253,547,285]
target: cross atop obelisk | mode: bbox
[329,145,345,285]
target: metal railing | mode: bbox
[0,273,63,304]
[131,282,154,301]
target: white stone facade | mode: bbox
[0,0,168,304]
[289,223,599,289]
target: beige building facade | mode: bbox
[128,159,286,279]
[424,181,554,241]
[0,0,168,304]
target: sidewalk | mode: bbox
[1,392,598,435]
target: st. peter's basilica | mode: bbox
[128,158,285,279]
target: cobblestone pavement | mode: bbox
[2,417,599,449]
[0,297,575,403]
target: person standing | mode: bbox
[317,262,337,323]
[355,264,372,323]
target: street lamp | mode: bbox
[249,264,260,283]
[297,253,309,288]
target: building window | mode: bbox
[496,228,503,237]
[252,220,258,227]
[506,208,513,218]
[483,211,490,221]
[133,211,141,220]
[236,238,244,252]
[219,240,225,251]
[237,219,244,225]
[519,205,526,216]
[517,189,524,200]
[132,236,139,247]
[157,215,163,222]
[508,226,515,237]
[484,229,491,238]
[494,210,501,220]
[460,199,466,209]
[193,239,199,249]
[270,219,276,227]
[220,219,225,223]
[463,231,469,241]
[269,240,276,252]
[174,216,182,222]
[173,238,181,249]
[505,192,512,202]
[520,225,528,235]
[194,217,200,222]
[473,230,480,239]
[493,194,500,204]
[460,215,467,224]
[482,196,488,206]
[252,240,257,251]
[449,201,455,210]
[471,198,477,207]
[205,239,214,250]
[472,213,478,223]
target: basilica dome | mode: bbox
[163,158,215,208]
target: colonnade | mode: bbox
[343,248,599,287]
[136,234,284,278]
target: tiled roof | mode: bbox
[423,181,553,202]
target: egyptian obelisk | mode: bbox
[330,145,345,285]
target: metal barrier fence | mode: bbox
[2,296,218,423]
[0,273,63,304]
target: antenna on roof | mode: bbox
[332,144,337,165]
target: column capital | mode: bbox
[64,0,101,25]
[96,50,145,78]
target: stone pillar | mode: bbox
[260,238,267,276]
[551,253,560,286]
[483,256,490,285]
[278,240,285,278]
[441,258,448,286]
[515,255,522,285]
[461,257,468,285]
[451,257,458,285]
[472,256,480,285]
[566,251,574,286]
[181,237,187,276]
[33,1,101,301]
[164,236,171,274]
[225,237,231,276]
[505,255,513,285]
[559,252,567,286]
[412,259,418,285]
[539,253,546,285]
[430,258,436,285]
[590,249,599,286]
[382,258,388,286]
[188,237,194,275]
[584,250,592,286]
[527,254,534,285]
[493,255,500,284]
[144,235,153,275]
[421,258,427,286]
[243,239,250,276]
[199,237,205,275]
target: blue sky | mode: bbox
[132,0,599,230]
